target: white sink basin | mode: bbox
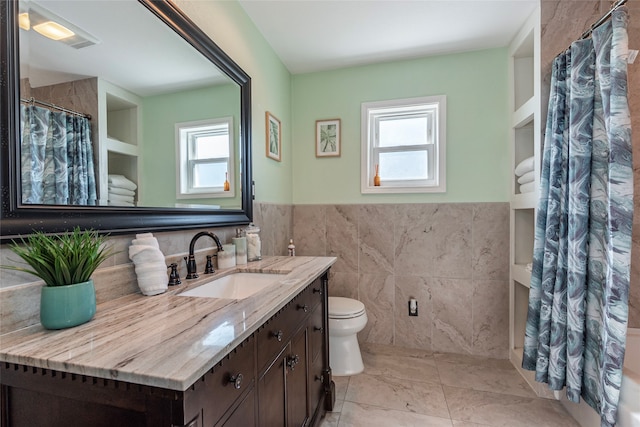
[179,273,287,300]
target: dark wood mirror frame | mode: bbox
[0,0,253,241]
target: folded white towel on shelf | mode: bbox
[108,174,137,191]
[517,170,535,185]
[108,192,135,203]
[108,200,135,206]
[128,235,167,296]
[514,156,535,177]
[108,186,136,197]
[519,181,535,193]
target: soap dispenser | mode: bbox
[232,228,247,265]
[288,239,296,256]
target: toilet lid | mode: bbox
[329,297,365,319]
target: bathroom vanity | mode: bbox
[0,256,336,427]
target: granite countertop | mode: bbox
[0,256,336,391]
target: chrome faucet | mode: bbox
[185,231,224,279]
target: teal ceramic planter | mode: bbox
[40,279,96,330]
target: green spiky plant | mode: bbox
[2,227,113,287]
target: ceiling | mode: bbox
[238,0,539,74]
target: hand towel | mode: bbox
[132,237,159,248]
[108,186,136,197]
[136,233,155,239]
[128,242,167,296]
[514,156,535,177]
[108,174,137,191]
[519,181,535,193]
[517,170,535,185]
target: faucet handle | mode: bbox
[167,263,181,286]
[204,255,215,274]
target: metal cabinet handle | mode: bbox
[298,304,309,313]
[228,373,243,390]
[272,330,284,342]
[315,374,324,383]
[312,288,322,295]
[314,326,324,333]
[286,355,300,370]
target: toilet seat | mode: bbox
[329,297,365,319]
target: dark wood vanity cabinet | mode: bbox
[256,275,328,427]
[0,272,333,427]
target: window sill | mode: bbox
[361,184,446,194]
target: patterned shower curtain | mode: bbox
[522,7,632,427]
[20,104,97,205]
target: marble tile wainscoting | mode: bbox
[293,203,510,359]
[0,201,294,334]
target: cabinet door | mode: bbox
[217,387,256,427]
[287,327,308,427]
[258,345,288,426]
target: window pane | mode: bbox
[379,150,428,180]
[193,162,227,188]
[379,116,427,147]
[195,134,229,159]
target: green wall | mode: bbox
[175,0,293,205]
[174,1,509,206]
[291,48,510,204]
[141,84,240,208]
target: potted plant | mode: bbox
[2,227,113,329]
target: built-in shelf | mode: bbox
[512,264,532,288]
[509,6,547,399]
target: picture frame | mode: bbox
[266,111,281,161]
[316,118,341,157]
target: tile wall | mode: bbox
[293,202,510,359]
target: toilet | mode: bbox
[328,296,368,376]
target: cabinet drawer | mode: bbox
[257,286,313,373]
[308,278,324,310]
[199,335,256,425]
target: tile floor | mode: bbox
[319,343,580,427]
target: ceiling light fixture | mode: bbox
[18,12,30,31]
[33,21,75,41]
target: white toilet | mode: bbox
[328,296,368,376]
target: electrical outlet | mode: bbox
[408,299,418,316]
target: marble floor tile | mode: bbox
[338,401,453,427]
[452,421,490,426]
[361,345,440,384]
[435,353,535,398]
[443,386,580,427]
[334,375,350,401]
[345,373,450,419]
[319,410,341,427]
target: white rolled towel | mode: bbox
[108,174,137,191]
[136,233,155,239]
[514,156,535,177]
[128,244,167,296]
[517,170,535,185]
[519,181,535,193]
[132,237,159,248]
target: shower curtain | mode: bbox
[20,104,97,205]
[522,7,632,427]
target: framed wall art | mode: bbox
[316,118,341,157]
[266,111,281,161]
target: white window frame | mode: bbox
[361,95,446,194]
[175,117,235,199]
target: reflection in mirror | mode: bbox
[0,0,253,240]
[18,0,241,209]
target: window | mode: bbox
[361,95,446,194]
[176,117,235,198]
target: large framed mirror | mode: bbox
[0,0,253,241]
